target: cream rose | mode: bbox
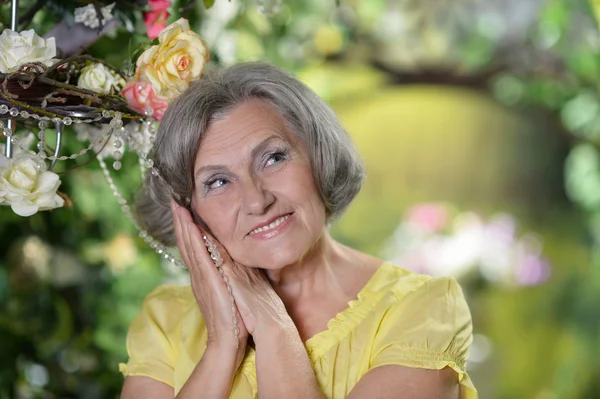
[136,18,210,99]
[0,154,64,217]
[77,63,117,94]
[0,29,57,73]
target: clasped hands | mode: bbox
[171,201,292,362]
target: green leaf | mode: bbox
[204,0,216,8]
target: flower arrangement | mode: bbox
[0,7,210,220]
[382,202,552,287]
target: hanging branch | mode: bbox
[0,57,143,120]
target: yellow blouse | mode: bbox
[119,262,477,398]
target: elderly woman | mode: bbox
[119,63,477,399]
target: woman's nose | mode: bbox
[241,178,275,215]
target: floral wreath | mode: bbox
[0,5,210,266]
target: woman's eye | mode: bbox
[206,178,228,191]
[265,151,287,167]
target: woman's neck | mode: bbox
[263,230,355,305]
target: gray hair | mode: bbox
[136,62,365,246]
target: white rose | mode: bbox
[77,63,116,94]
[0,29,57,73]
[0,154,64,217]
[74,3,115,29]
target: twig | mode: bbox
[36,76,123,108]
[1,79,18,99]
[41,92,68,108]
[0,90,55,117]
[55,88,102,105]
[57,191,73,207]
[93,4,105,33]
[178,0,197,13]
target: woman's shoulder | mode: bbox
[368,263,477,397]
[372,262,467,309]
[140,283,195,314]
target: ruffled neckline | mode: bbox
[303,261,395,358]
[241,261,398,373]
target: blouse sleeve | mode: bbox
[119,284,191,388]
[370,276,477,396]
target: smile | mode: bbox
[249,214,291,235]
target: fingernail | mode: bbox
[170,200,177,211]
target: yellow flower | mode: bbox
[136,18,210,99]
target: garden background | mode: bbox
[1,0,600,398]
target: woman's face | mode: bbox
[191,100,326,269]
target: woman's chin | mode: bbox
[238,251,300,270]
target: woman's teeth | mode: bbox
[249,215,290,235]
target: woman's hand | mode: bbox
[171,201,248,367]
[222,260,292,339]
[194,235,292,342]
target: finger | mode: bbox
[178,206,206,278]
[171,201,192,267]
[184,212,226,283]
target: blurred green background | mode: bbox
[1,0,600,398]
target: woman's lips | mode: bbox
[248,213,293,239]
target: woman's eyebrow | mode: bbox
[195,164,228,179]
[250,135,284,159]
[195,135,284,179]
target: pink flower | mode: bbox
[514,255,551,286]
[406,202,450,233]
[122,81,168,121]
[148,0,171,11]
[144,9,169,40]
